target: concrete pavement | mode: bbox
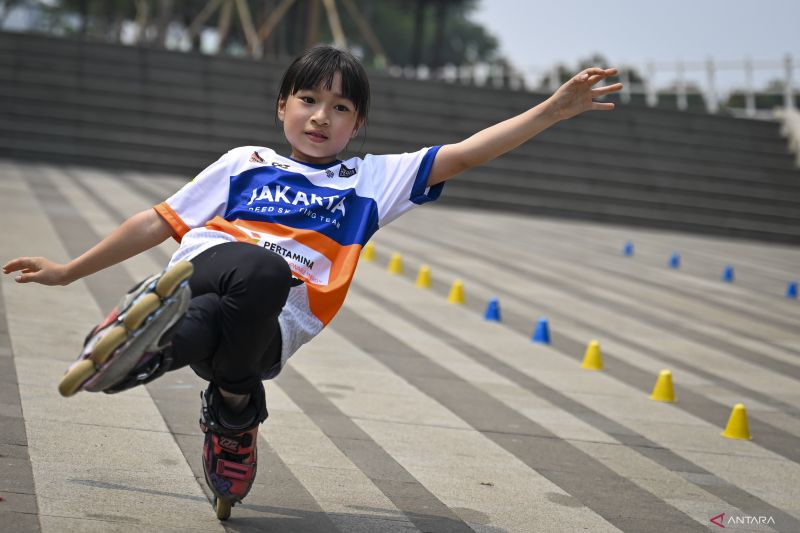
[1,158,799,532]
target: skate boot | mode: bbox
[200,381,268,520]
[57,261,194,397]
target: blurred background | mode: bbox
[3,0,798,115]
[1,0,799,243]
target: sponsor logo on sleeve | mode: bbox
[249,151,265,163]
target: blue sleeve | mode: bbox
[409,145,444,205]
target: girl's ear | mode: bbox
[277,99,286,122]
[351,117,364,138]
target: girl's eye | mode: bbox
[335,104,350,112]
[299,96,314,104]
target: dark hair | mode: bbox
[276,45,370,123]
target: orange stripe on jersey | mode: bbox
[305,245,360,325]
[154,202,191,242]
[205,216,362,325]
[204,217,259,244]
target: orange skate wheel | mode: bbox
[90,325,127,365]
[155,261,194,298]
[58,359,96,397]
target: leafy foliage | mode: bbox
[12,0,502,67]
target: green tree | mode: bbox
[28,0,502,67]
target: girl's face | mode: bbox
[277,72,362,165]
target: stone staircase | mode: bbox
[1,30,798,243]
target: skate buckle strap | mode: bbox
[216,459,254,481]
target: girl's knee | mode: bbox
[222,245,293,310]
[242,247,292,287]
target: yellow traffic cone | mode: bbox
[721,403,752,440]
[387,252,403,275]
[416,265,431,288]
[448,279,465,304]
[362,242,375,262]
[650,370,675,402]
[581,340,604,370]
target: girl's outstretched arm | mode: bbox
[427,67,623,186]
[2,208,173,286]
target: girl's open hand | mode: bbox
[547,68,623,121]
[2,256,70,285]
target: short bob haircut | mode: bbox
[276,45,370,124]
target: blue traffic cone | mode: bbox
[787,281,798,299]
[623,241,634,256]
[722,265,735,283]
[484,298,501,321]
[668,252,681,269]
[532,317,550,344]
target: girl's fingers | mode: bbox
[592,102,616,111]
[582,67,606,76]
[592,83,624,95]
[582,67,617,77]
[580,69,619,86]
[586,73,621,85]
[2,258,27,273]
[3,258,41,275]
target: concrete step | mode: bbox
[2,64,795,176]
[4,87,798,187]
[0,32,786,145]
[439,187,800,243]
[447,169,800,224]
[2,29,799,244]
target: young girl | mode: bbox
[2,45,622,519]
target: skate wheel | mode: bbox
[91,325,127,365]
[214,496,232,520]
[123,293,160,330]
[155,261,193,298]
[58,359,96,397]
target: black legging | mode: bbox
[169,241,293,394]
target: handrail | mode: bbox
[776,107,800,166]
[389,55,798,120]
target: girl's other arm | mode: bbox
[427,68,623,186]
[2,208,173,286]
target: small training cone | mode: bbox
[416,265,431,288]
[787,281,798,299]
[581,340,604,370]
[623,241,634,256]
[362,242,375,262]
[532,317,550,344]
[387,252,403,275]
[649,370,675,402]
[484,298,501,321]
[668,252,681,269]
[722,265,735,283]
[721,403,752,440]
[447,280,465,304]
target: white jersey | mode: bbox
[154,145,444,371]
